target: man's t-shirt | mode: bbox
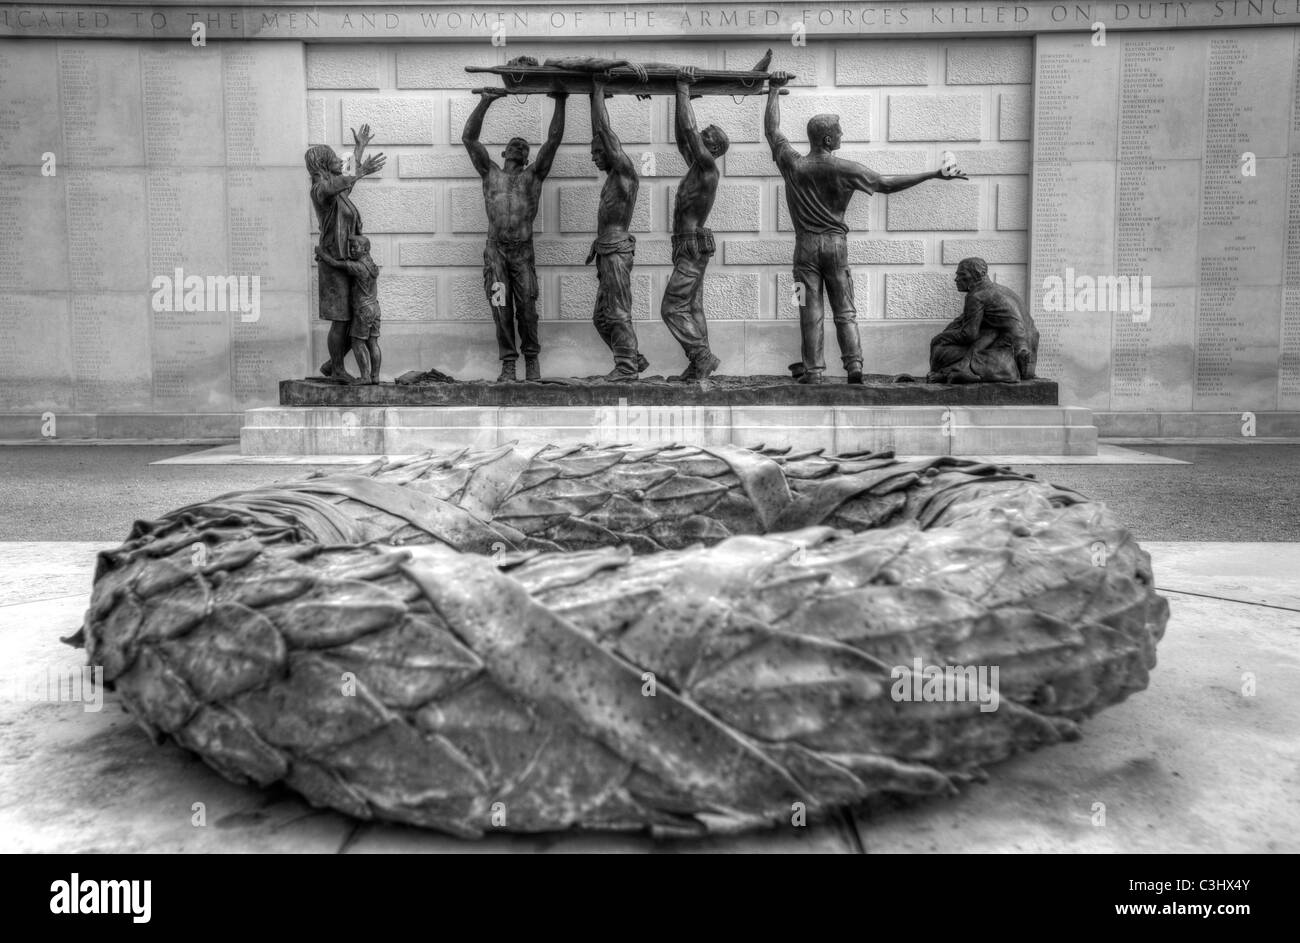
[771,136,881,235]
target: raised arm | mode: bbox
[532,92,568,180]
[765,71,792,159]
[351,125,368,174]
[350,124,386,178]
[673,68,710,165]
[591,78,631,172]
[461,90,503,177]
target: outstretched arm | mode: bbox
[591,78,631,172]
[673,68,710,166]
[870,162,969,194]
[875,170,941,194]
[532,92,567,180]
[461,90,503,177]
[765,71,792,160]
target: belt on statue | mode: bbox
[672,229,715,257]
[585,233,636,265]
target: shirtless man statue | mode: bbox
[588,75,647,380]
[766,71,968,384]
[661,67,728,380]
[462,87,567,382]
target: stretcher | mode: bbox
[465,60,792,97]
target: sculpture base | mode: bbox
[248,383,1094,457]
[279,374,1061,408]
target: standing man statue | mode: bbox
[587,75,647,380]
[765,72,968,384]
[661,67,728,380]
[462,87,567,382]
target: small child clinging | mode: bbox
[316,235,382,384]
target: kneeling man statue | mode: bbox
[928,257,1039,384]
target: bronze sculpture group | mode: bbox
[307,59,1040,387]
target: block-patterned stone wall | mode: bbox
[307,38,1030,380]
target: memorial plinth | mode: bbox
[280,375,1061,407]
[242,375,1096,457]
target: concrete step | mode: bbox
[241,405,1098,456]
[1096,411,1300,438]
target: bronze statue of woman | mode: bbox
[305,125,386,381]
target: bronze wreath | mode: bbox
[75,444,1167,837]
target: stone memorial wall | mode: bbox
[0,38,310,436]
[1032,26,1300,425]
